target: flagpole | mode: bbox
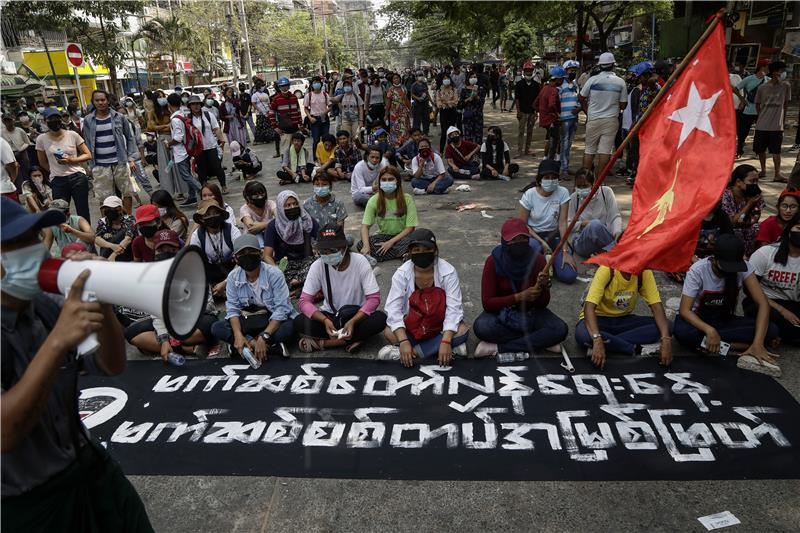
[541,8,728,278]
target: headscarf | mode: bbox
[490,238,541,291]
[275,190,313,245]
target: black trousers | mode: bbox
[439,108,458,153]
[736,110,757,155]
[293,307,387,343]
[196,147,226,187]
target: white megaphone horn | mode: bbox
[38,246,208,356]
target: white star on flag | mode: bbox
[669,82,722,148]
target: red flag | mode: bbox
[587,24,735,274]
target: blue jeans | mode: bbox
[50,172,91,223]
[559,119,578,173]
[535,232,577,285]
[575,315,670,355]
[674,314,779,349]
[473,309,568,353]
[447,161,480,179]
[571,219,615,258]
[411,173,454,194]
[175,159,202,200]
[210,318,295,347]
[409,330,470,358]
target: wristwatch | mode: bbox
[261,332,271,342]
[591,333,603,340]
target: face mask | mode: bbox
[343,86,353,93]
[417,76,424,82]
[237,254,261,272]
[568,73,576,81]
[284,207,301,221]
[105,209,120,221]
[487,135,496,142]
[314,186,331,198]
[442,79,451,86]
[575,187,591,200]
[524,74,533,80]
[779,71,787,81]
[393,82,401,87]
[312,82,322,90]
[158,207,168,217]
[419,148,431,158]
[540,179,559,193]
[320,250,344,267]
[47,120,62,132]
[0,243,48,300]
[157,97,168,107]
[449,136,460,144]
[76,110,83,118]
[155,251,177,261]
[250,196,267,209]
[366,161,377,170]
[790,232,800,247]
[139,224,158,238]
[469,78,478,85]
[37,106,45,113]
[203,215,223,229]
[380,181,397,193]
[744,183,761,197]
[125,101,135,108]
[411,251,435,269]
[507,241,531,259]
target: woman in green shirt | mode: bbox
[359,166,417,262]
[42,198,96,257]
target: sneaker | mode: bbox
[180,197,197,207]
[474,341,498,358]
[498,174,511,182]
[453,343,468,357]
[639,343,661,356]
[377,345,401,360]
[736,355,781,377]
[364,254,378,268]
[412,188,427,195]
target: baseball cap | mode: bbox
[42,107,61,119]
[0,197,66,243]
[61,242,87,258]
[277,76,290,86]
[50,199,70,213]
[446,126,461,137]
[598,52,616,65]
[233,234,262,255]
[153,229,180,250]
[408,228,437,249]
[537,159,561,177]
[188,94,203,105]
[501,218,530,242]
[230,140,241,158]
[756,58,770,68]
[713,234,747,273]
[135,204,160,224]
[522,61,534,70]
[316,223,348,249]
[101,195,123,208]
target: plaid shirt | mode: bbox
[334,143,361,174]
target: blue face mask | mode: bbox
[157,97,168,107]
[1,243,49,301]
[312,82,322,91]
[540,179,559,193]
[380,181,397,193]
[320,250,344,267]
[343,86,353,93]
[314,186,331,198]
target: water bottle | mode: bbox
[166,352,185,366]
[241,346,262,369]
[165,159,174,174]
[497,353,515,363]
[54,148,65,161]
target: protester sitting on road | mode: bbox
[410,138,452,195]
[351,144,386,206]
[21,166,53,212]
[444,126,480,180]
[668,203,736,283]
[42,198,95,257]
[278,132,314,185]
[518,159,578,283]
[380,228,471,366]
[315,133,337,176]
[201,182,236,223]
[239,180,277,243]
[576,266,673,368]
[473,218,568,358]
[755,189,799,249]
[94,195,135,262]
[231,140,262,179]
[566,167,622,258]
[189,198,241,295]
[263,190,319,291]
[721,163,764,257]
[210,234,297,361]
[359,166,417,262]
[331,129,362,182]
[745,215,800,345]
[294,224,387,353]
[675,234,780,375]
[131,204,161,262]
[479,126,518,181]
[397,127,423,171]
[303,172,349,241]
[125,229,218,361]
[150,189,189,240]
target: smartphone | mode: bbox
[701,336,730,356]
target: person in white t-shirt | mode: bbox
[676,234,780,376]
[0,137,18,200]
[566,167,622,257]
[294,224,387,353]
[746,217,800,344]
[187,95,228,193]
[350,145,386,206]
[164,92,202,205]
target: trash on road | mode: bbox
[480,210,494,218]
[697,511,740,531]
[455,184,471,192]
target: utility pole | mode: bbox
[322,2,330,72]
[226,0,240,84]
[353,14,363,67]
[309,2,322,74]
[238,0,254,80]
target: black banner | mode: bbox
[79,356,800,481]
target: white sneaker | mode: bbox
[412,188,427,195]
[639,343,661,356]
[453,343,467,357]
[474,341,498,358]
[377,345,401,360]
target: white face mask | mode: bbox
[442,79,451,86]
[469,77,478,85]
[540,179,559,193]
[524,74,533,80]
[779,71,787,81]
[1,243,49,300]
[575,187,591,200]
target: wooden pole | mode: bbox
[542,8,727,278]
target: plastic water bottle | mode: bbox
[166,352,185,366]
[241,346,262,369]
[54,148,65,160]
[165,159,174,174]
[497,353,515,363]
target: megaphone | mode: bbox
[38,246,208,355]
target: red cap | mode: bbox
[757,58,770,68]
[60,242,87,258]
[779,189,800,202]
[135,204,160,224]
[523,61,534,70]
[153,229,180,249]
[501,218,530,242]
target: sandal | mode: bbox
[298,337,324,353]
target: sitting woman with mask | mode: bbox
[263,190,319,290]
[721,164,764,257]
[239,180,277,243]
[480,126,519,181]
[189,198,242,296]
[380,228,471,367]
[94,195,135,262]
[566,167,622,258]
[359,166,417,262]
[294,224,387,353]
[473,218,569,358]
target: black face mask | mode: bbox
[568,73,577,81]
[449,136,461,144]
[106,210,120,221]
[250,197,267,209]
[203,215,223,229]
[237,253,262,272]
[284,207,301,221]
[507,241,531,259]
[155,251,177,261]
[790,232,800,247]
[744,183,762,197]
[139,224,158,238]
[47,120,62,132]
[411,251,435,269]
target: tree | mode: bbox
[250,9,324,74]
[175,0,236,82]
[501,21,537,69]
[137,15,193,86]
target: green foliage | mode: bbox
[251,9,324,72]
[137,15,194,83]
[500,20,536,69]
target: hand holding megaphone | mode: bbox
[50,269,107,351]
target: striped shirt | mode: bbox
[93,116,118,166]
[559,80,580,122]
[579,71,628,120]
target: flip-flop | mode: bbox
[736,355,781,377]
[298,338,324,353]
[345,341,363,354]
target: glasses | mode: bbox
[778,203,799,211]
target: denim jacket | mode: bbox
[224,262,297,321]
[81,109,139,168]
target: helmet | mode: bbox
[628,61,654,77]
[549,66,566,78]
[562,60,580,69]
[598,52,616,66]
[522,61,534,70]
[277,77,290,86]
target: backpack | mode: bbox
[745,77,766,105]
[404,285,447,341]
[178,115,205,158]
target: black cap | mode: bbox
[713,234,747,273]
[408,228,437,249]
[537,159,560,177]
[316,223,348,249]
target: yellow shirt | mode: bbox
[579,266,661,319]
[316,142,335,166]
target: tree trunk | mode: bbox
[171,52,178,86]
[575,7,585,61]
[99,12,121,96]
[39,31,66,106]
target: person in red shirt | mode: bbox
[756,190,800,249]
[443,126,480,180]
[535,66,564,161]
[472,218,568,358]
[269,77,304,157]
[131,203,160,262]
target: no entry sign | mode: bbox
[66,42,84,68]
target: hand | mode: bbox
[747,194,762,207]
[399,340,415,368]
[275,128,283,135]
[659,338,673,367]
[255,336,268,362]
[212,281,226,297]
[780,308,800,326]
[59,155,75,165]
[518,285,541,303]
[50,270,105,349]
[491,168,498,177]
[160,341,171,362]
[128,160,136,173]
[233,333,247,355]
[376,240,393,256]
[741,344,778,366]
[590,337,607,369]
[438,342,453,366]
[107,252,118,262]
[703,327,722,354]
[426,183,435,194]
[60,223,74,234]
[111,243,124,254]
[340,320,355,341]
[561,253,577,271]
[309,116,317,124]
[324,318,338,339]
[360,244,371,256]
[541,242,553,255]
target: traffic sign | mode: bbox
[66,42,84,68]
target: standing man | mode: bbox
[410,71,431,136]
[735,59,769,158]
[579,52,627,172]
[754,61,791,183]
[515,61,540,158]
[269,77,303,157]
[165,92,201,206]
[187,95,228,193]
[559,60,581,175]
[0,197,154,531]
[2,114,31,188]
[535,67,564,161]
[82,90,139,214]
